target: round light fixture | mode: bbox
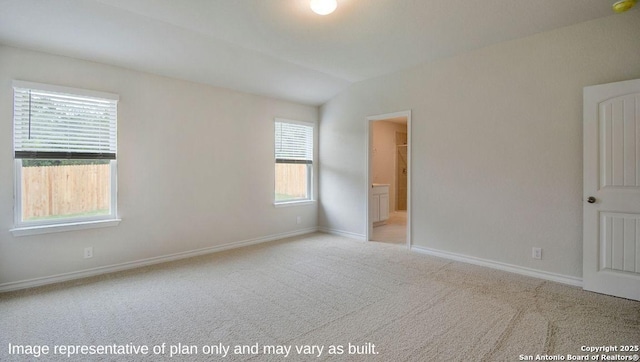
[612,0,636,12]
[310,0,337,15]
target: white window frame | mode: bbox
[10,81,120,236]
[274,118,315,206]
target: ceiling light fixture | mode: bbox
[612,0,636,12]
[310,0,337,15]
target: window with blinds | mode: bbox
[274,119,314,203]
[12,81,119,230]
[13,82,117,160]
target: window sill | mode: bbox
[11,219,121,237]
[274,200,316,208]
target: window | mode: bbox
[12,81,119,234]
[274,119,314,204]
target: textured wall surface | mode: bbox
[0,45,317,286]
[318,12,640,278]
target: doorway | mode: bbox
[366,110,411,246]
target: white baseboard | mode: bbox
[318,227,366,240]
[411,245,583,287]
[0,227,318,293]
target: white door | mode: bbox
[583,79,640,301]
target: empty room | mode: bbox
[1,0,639,361]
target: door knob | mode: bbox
[587,196,596,203]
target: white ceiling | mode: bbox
[0,0,619,105]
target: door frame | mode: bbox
[365,110,412,247]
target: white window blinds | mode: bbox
[274,121,313,164]
[13,81,118,160]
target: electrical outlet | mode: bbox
[84,247,93,259]
[296,216,302,225]
[532,247,542,260]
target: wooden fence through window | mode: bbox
[21,162,308,220]
[21,164,111,220]
[275,163,308,199]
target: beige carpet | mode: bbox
[1,233,639,361]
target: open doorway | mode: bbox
[366,111,411,246]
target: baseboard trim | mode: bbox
[0,227,318,293]
[411,245,583,287]
[318,227,366,240]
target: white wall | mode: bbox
[372,121,407,211]
[0,45,318,288]
[318,12,640,278]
